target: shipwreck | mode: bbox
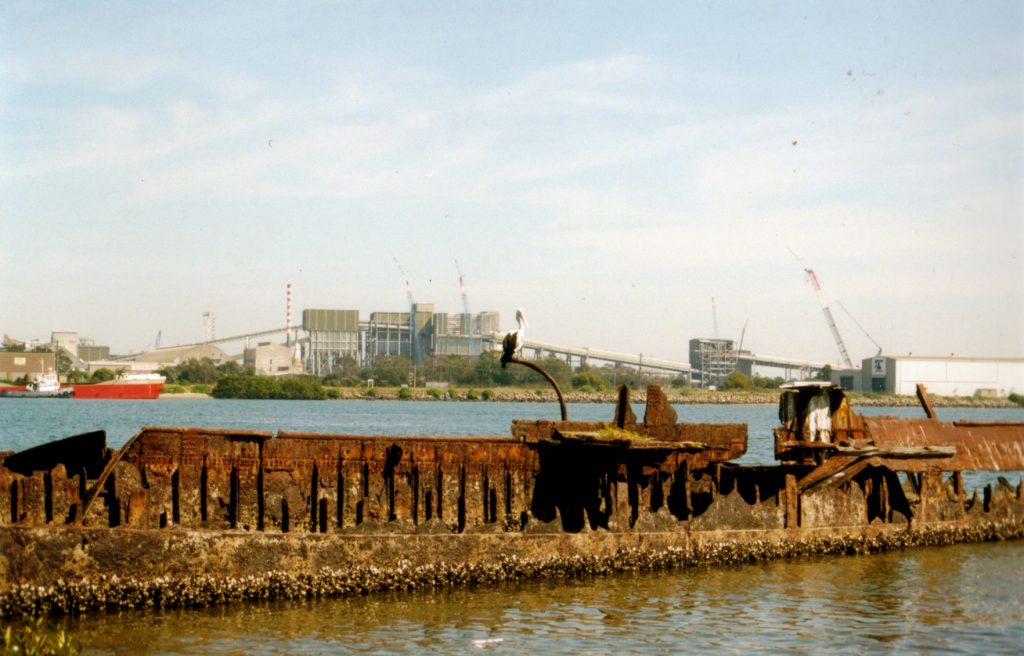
[0,379,1022,616]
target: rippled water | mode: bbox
[61,542,1024,654]
[2,398,1023,654]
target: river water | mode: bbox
[1,398,1023,654]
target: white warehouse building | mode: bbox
[844,355,1024,397]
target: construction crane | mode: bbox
[140,330,162,353]
[837,300,883,356]
[393,257,423,366]
[711,297,720,339]
[455,260,476,356]
[804,268,853,368]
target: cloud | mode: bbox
[1,22,1020,359]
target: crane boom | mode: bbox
[393,257,422,365]
[455,260,476,356]
[804,269,853,368]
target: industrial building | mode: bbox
[688,338,737,388]
[833,355,1024,397]
[302,309,361,375]
[0,351,55,382]
[301,306,502,374]
[244,342,303,376]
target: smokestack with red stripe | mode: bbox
[287,283,293,346]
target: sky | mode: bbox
[1,1,1022,366]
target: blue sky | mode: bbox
[1,1,1021,364]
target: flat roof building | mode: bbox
[834,355,1024,397]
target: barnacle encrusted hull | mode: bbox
[1,385,1022,616]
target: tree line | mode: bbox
[157,353,690,398]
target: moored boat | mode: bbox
[71,373,165,399]
[0,370,72,398]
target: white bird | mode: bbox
[501,308,527,367]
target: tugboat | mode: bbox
[0,369,72,398]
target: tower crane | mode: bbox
[393,257,423,366]
[455,260,476,356]
[804,268,853,368]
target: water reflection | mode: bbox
[66,542,1023,654]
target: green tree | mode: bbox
[368,356,413,387]
[473,351,513,386]
[168,358,221,384]
[814,364,833,382]
[212,375,326,400]
[89,368,116,383]
[217,360,245,377]
[722,371,754,390]
[67,369,90,384]
[571,370,607,392]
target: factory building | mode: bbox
[688,338,737,388]
[0,352,55,382]
[300,305,501,374]
[244,342,303,376]
[366,304,435,362]
[302,309,361,375]
[834,355,1024,397]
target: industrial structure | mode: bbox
[5,279,1020,396]
[0,351,55,382]
[689,338,738,388]
[835,355,1024,397]
[302,305,502,375]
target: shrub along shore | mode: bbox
[150,357,1023,408]
[160,382,1022,408]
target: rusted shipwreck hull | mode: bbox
[0,384,1022,616]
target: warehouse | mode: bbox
[854,355,1024,397]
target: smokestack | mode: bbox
[287,283,293,346]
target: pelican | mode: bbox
[501,308,527,367]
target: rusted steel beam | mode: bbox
[916,383,938,419]
[88,427,541,534]
[513,386,747,466]
[862,417,1024,471]
[775,383,1024,472]
[504,357,567,420]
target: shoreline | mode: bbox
[159,387,1024,408]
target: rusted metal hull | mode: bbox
[1,384,1022,616]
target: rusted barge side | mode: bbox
[0,384,1022,616]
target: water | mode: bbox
[58,542,1024,654]
[2,398,1023,654]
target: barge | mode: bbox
[0,382,1021,616]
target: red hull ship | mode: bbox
[71,373,164,399]
[1,375,165,400]
[71,379,164,400]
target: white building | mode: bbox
[244,342,303,376]
[841,355,1024,397]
